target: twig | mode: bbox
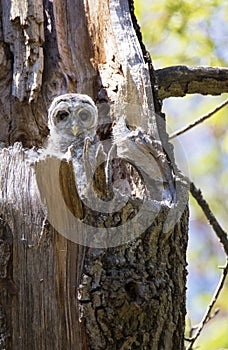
[186,259,228,350]
[169,98,228,140]
[190,182,228,256]
[186,180,228,348]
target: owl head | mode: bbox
[47,93,98,154]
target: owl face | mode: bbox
[48,93,98,145]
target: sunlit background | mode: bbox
[134,0,228,348]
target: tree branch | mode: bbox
[186,259,228,350]
[183,180,228,349]
[169,98,228,139]
[190,182,228,256]
[155,66,228,99]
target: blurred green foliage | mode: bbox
[134,0,228,348]
[135,0,228,67]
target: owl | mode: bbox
[46,93,98,159]
[44,93,100,200]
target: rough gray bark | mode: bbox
[0,1,189,349]
[156,65,228,99]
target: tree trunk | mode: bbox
[0,1,189,349]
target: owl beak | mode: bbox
[72,125,79,136]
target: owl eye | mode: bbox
[78,109,93,125]
[56,111,69,122]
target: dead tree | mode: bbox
[0,1,189,349]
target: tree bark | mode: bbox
[155,65,228,99]
[0,1,189,349]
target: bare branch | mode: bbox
[190,182,228,256]
[155,66,228,99]
[186,259,228,350]
[184,180,228,348]
[169,98,228,139]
